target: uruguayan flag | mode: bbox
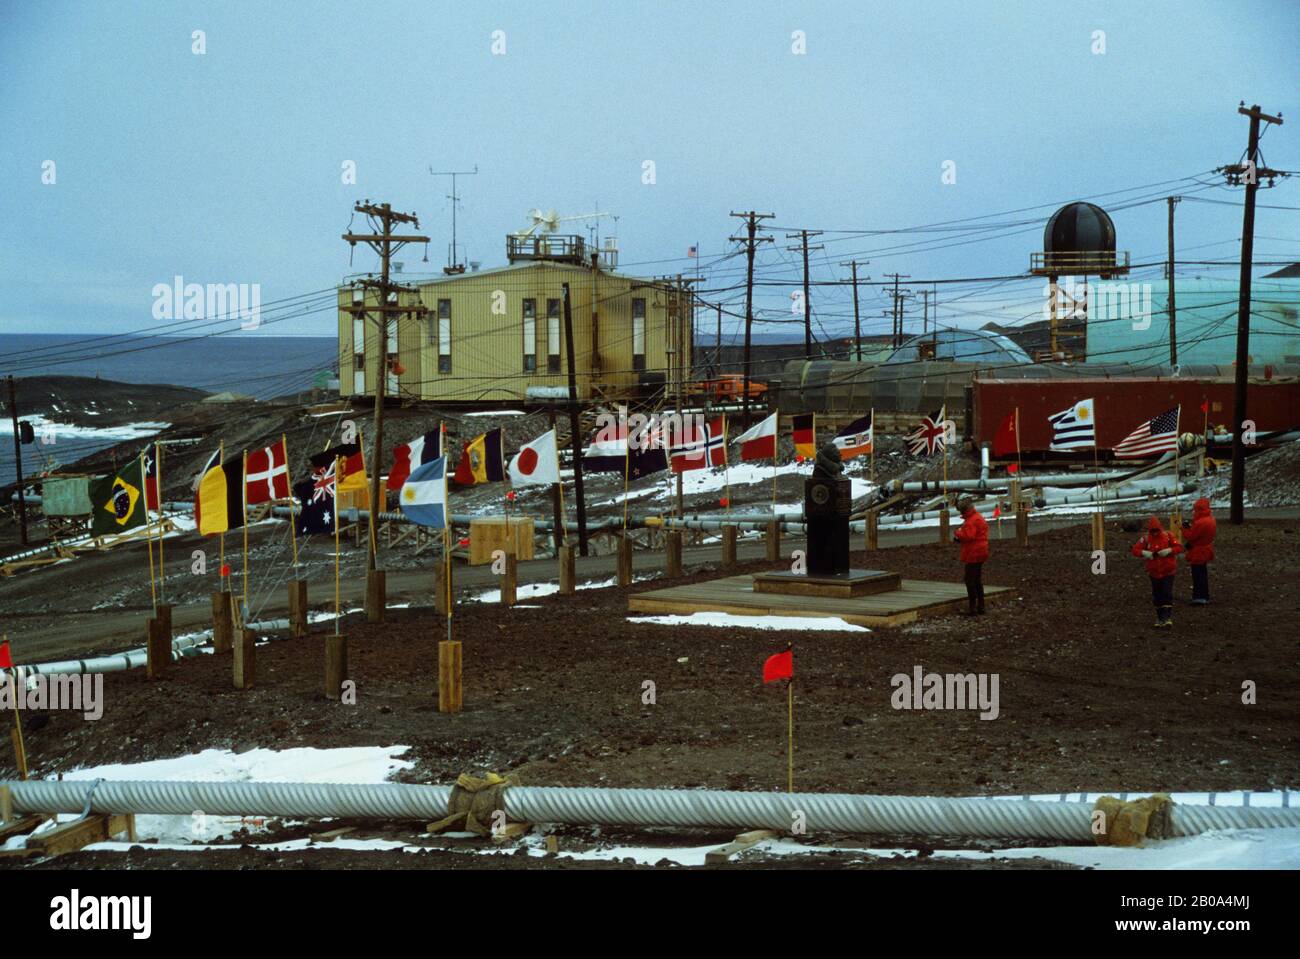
[399,456,447,528]
[1048,398,1096,450]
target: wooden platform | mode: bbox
[629,575,1011,628]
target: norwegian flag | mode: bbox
[905,407,949,456]
[245,438,291,505]
[670,416,727,473]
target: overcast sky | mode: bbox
[2,0,1297,340]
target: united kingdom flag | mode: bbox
[905,406,949,456]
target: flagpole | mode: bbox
[242,449,250,621]
[555,429,569,547]
[786,643,794,794]
[333,456,341,635]
[444,461,453,648]
[622,420,631,531]
[218,440,226,595]
[283,433,299,573]
[869,408,875,484]
[360,426,379,561]
[141,451,157,616]
[4,637,29,780]
[722,414,731,513]
[155,440,165,605]
[1014,406,1022,476]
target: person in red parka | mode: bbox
[1131,516,1184,627]
[952,497,990,615]
[1181,497,1217,605]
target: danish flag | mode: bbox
[245,438,291,505]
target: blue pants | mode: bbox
[1149,576,1174,621]
[1191,564,1210,602]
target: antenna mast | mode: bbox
[428,165,478,274]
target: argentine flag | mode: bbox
[399,456,447,528]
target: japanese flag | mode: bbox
[508,429,560,487]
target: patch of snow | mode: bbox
[628,612,870,632]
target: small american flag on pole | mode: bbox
[687,245,698,258]
[1113,406,1180,458]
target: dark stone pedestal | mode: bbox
[805,475,852,576]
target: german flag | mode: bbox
[792,413,816,459]
[453,428,505,485]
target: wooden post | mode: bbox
[765,520,781,562]
[438,640,462,713]
[155,603,172,645]
[617,534,633,587]
[211,592,234,653]
[1015,505,1029,547]
[1010,479,1021,510]
[145,617,169,680]
[434,562,453,617]
[938,508,950,544]
[0,784,11,822]
[722,525,738,569]
[665,529,683,577]
[233,627,256,690]
[1170,509,1183,542]
[1091,512,1106,551]
[288,580,308,638]
[365,568,386,623]
[325,634,347,700]
[501,551,518,606]
[866,510,879,551]
[558,545,576,594]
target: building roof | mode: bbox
[344,259,667,290]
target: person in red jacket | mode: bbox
[952,497,990,615]
[1131,516,1184,627]
[1181,497,1217,605]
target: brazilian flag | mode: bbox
[89,459,148,536]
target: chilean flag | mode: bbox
[734,412,777,462]
[388,429,442,490]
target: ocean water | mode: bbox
[1,333,337,487]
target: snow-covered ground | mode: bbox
[629,612,870,632]
[0,415,170,441]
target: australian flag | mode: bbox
[294,461,337,535]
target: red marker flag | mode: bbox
[0,640,12,669]
[1200,400,1209,414]
[763,649,793,683]
[993,505,1002,518]
[1006,463,1019,475]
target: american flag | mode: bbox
[905,407,948,456]
[1048,398,1096,450]
[687,245,698,258]
[1113,406,1180,458]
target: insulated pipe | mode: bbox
[2,633,208,679]
[980,443,990,482]
[5,779,1299,842]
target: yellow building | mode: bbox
[338,235,692,404]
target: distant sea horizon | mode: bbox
[1,333,340,399]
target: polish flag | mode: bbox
[734,412,777,462]
[245,439,290,505]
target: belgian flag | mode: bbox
[90,459,148,536]
[453,428,505,485]
[196,453,245,535]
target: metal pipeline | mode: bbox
[2,633,209,679]
[5,778,1298,842]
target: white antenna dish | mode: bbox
[516,208,611,237]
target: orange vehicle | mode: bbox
[689,374,768,404]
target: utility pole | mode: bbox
[1219,103,1284,526]
[840,259,868,361]
[884,274,910,349]
[428,166,477,274]
[561,283,589,555]
[1167,196,1180,366]
[921,289,930,340]
[342,202,429,612]
[786,229,824,360]
[7,375,27,545]
[729,211,774,429]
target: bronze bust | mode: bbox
[812,440,844,479]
